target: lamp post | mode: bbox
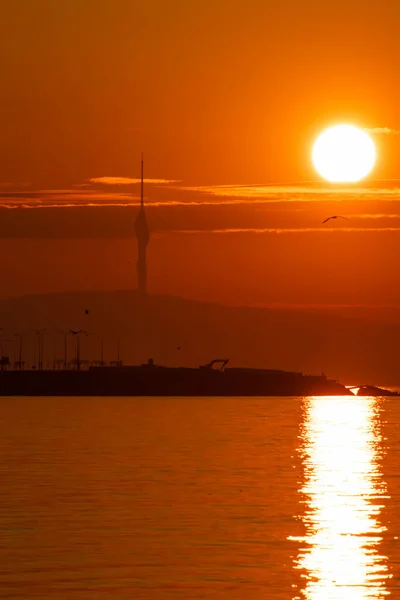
[14,334,23,370]
[35,329,48,371]
[69,330,88,371]
[0,335,12,370]
[86,332,104,366]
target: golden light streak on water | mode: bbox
[291,397,391,599]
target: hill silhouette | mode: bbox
[0,290,398,386]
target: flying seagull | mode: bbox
[322,215,349,224]
[84,309,89,315]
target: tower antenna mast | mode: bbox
[134,152,150,295]
[141,152,144,208]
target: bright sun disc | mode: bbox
[312,124,376,183]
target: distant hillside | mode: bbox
[0,290,399,386]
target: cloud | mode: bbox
[347,213,400,219]
[0,181,32,188]
[248,302,400,310]
[1,181,400,211]
[0,189,283,209]
[365,127,400,135]
[89,176,180,185]
[0,189,140,208]
[161,227,400,235]
[173,183,400,202]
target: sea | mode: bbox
[0,396,399,599]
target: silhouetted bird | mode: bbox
[70,329,82,335]
[177,346,181,350]
[84,309,89,315]
[322,215,349,224]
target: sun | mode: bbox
[312,124,376,183]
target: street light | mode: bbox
[34,329,48,370]
[69,330,88,371]
[14,333,24,370]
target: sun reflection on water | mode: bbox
[291,396,390,599]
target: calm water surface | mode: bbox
[0,396,399,599]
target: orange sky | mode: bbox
[1,0,400,308]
